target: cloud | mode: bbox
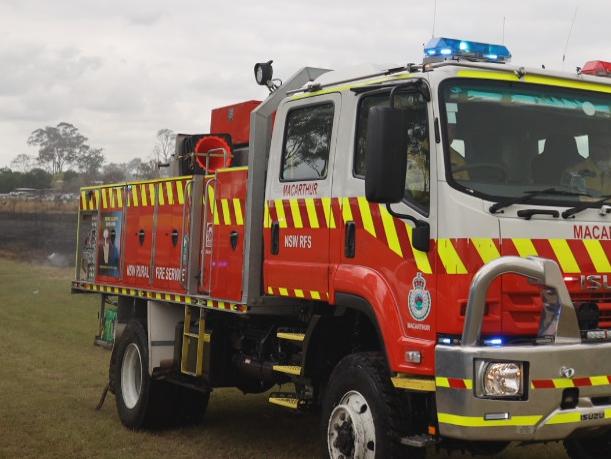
[0,0,610,167]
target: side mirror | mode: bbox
[412,223,430,252]
[365,106,408,203]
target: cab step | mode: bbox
[272,364,302,376]
[400,434,438,448]
[276,331,306,342]
[268,392,302,410]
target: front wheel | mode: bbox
[321,352,424,459]
[564,431,611,459]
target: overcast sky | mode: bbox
[0,0,609,168]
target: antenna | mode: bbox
[432,0,437,38]
[502,16,506,44]
[562,6,579,69]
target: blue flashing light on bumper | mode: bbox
[424,37,511,64]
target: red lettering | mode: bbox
[603,226,610,240]
[592,226,601,239]
[584,226,592,239]
[574,225,584,239]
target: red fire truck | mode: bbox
[73,38,611,458]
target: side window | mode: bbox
[281,103,334,181]
[354,92,430,212]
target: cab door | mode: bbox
[263,94,341,300]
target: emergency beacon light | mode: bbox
[424,37,511,64]
[581,60,611,77]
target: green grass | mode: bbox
[0,258,566,458]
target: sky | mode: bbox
[0,0,609,169]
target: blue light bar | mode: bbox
[424,37,511,63]
[483,337,503,346]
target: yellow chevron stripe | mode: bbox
[305,198,319,228]
[513,238,538,257]
[109,188,116,208]
[590,375,610,386]
[116,188,123,208]
[294,289,305,298]
[149,183,156,205]
[177,181,185,205]
[140,184,148,206]
[207,185,219,225]
[278,288,289,296]
[357,197,376,237]
[437,239,467,274]
[131,185,139,207]
[341,197,353,223]
[289,199,303,229]
[471,238,500,263]
[101,188,108,208]
[583,240,611,272]
[435,377,450,387]
[264,201,271,228]
[275,199,288,229]
[322,197,336,229]
[267,286,273,294]
[310,290,321,300]
[549,239,580,273]
[406,223,432,274]
[547,412,581,425]
[94,190,100,209]
[80,191,87,210]
[233,198,244,225]
[221,199,232,225]
[379,204,402,257]
[157,183,165,205]
[165,181,174,205]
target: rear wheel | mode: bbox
[113,320,209,428]
[564,431,611,459]
[321,352,424,459]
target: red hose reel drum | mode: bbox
[194,135,233,173]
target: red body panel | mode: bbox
[210,101,261,146]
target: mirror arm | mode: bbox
[385,203,427,228]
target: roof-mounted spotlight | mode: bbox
[254,60,281,92]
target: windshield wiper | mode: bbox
[561,195,611,219]
[489,188,590,214]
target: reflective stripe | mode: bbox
[437,239,467,274]
[583,240,611,272]
[341,197,353,223]
[290,199,303,229]
[264,201,271,228]
[221,199,232,225]
[380,204,402,257]
[275,199,288,229]
[406,223,432,274]
[357,197,376,237]
[322,197,336,229]
[131,186,139,207]
[233,198,244,225]
[149,183,156,205]
[165,181,174,205]
[512,238,538,257]
[305,198,319,228]
[549,239,580,273]
[471,238,500,263]
[438,413,542,427]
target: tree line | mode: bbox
[1,124,176,194]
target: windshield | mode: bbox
[440,78,611,204]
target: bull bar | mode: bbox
[435,256,611,441]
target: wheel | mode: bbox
[321,352,425,459]
[564,431,611,459]
[113,320,170,429]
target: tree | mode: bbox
[101,163,127,184]
[27,122,89,174]
[153,129,176,165]
[127,157,157,180]
[10,154,36,173]
[75,147,104,178]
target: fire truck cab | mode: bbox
[73,38,611,458]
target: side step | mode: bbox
[276,331,305,342]
[268,392,302,410]
[272,364,302,376]
[400,434,438,448]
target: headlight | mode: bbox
[481,362,523,397]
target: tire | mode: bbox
[564,431,611,459]
[112,319,210,429]
[321,352,425,459]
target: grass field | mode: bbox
[0,258,567,458]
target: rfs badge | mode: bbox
[408,272,431,322]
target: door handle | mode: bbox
[230,231,239,250]
[170,229,179,247]
[271,222,280,255]
[345,221,356,258]
[138,229,145,246]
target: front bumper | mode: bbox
[436,342,611,441]
[435,256,611,441]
